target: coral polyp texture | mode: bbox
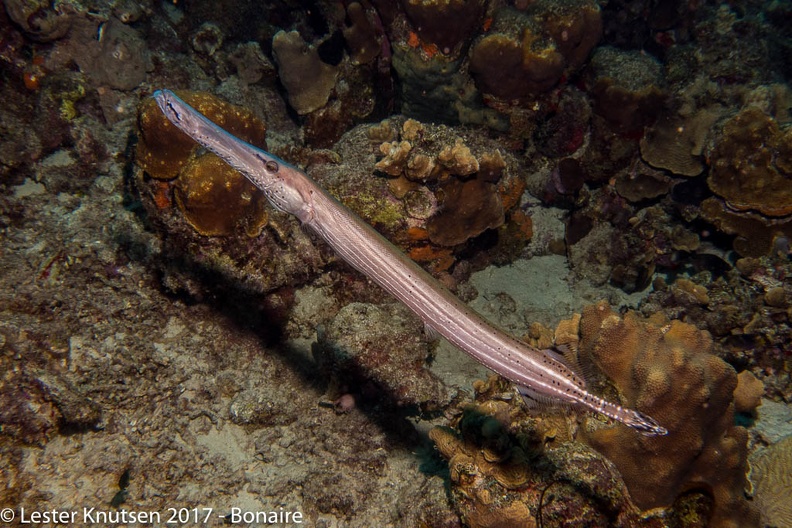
[566,302,760,528]
[708,107,792,217]
[469,0,602,100]
[174,153,270,237]
[136,90,267,180]
[701,107,792,256]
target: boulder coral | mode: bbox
[174,153,270,237]
[469,0,602,100]
[136,90,267,180]
[560,302,760,528]
[587,46,666,132]
[135,91,270,237]
[400,0,487,52]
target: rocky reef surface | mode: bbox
[1,0,791,526]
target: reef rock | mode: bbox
[314,302,451,412]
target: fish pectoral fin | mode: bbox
[423,322,442,344]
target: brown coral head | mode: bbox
[426,179,505,246]
[707,108,792,217]
[174,153,269,237]
[401,0,488,52]
[135,91,267,180]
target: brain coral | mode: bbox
[563,302,759,528]
[750,435,792,528]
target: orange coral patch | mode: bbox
[421,42,440,58]
[152,180,172,209]
[510,209,533,241]
[406,226,430,241]
[498,174,526,211]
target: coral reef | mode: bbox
[700,198,792,257]
[567,302,760,527]
[640,255,792,401]
[314,302,451,412]
[272,30,338,115]
[639,107,722,177]
[136,90,268,180]
[401,0,487,52]
[749,435,792,528]
[469,0,602,100]
[5,0,792,526]
[429,376,685,528]
[707,107,792,217]
[587,46,666,132]
[369,117,528,266]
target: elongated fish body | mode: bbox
[153,89,667,436]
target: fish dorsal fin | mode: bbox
[551,343,597,387]
[424,322,441,343]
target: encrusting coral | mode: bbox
[707,107,792,217]
[565,302,760,528]
[698,107,792,256]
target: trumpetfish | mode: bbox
[153,89,667,436]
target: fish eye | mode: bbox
[265,160,279,173]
